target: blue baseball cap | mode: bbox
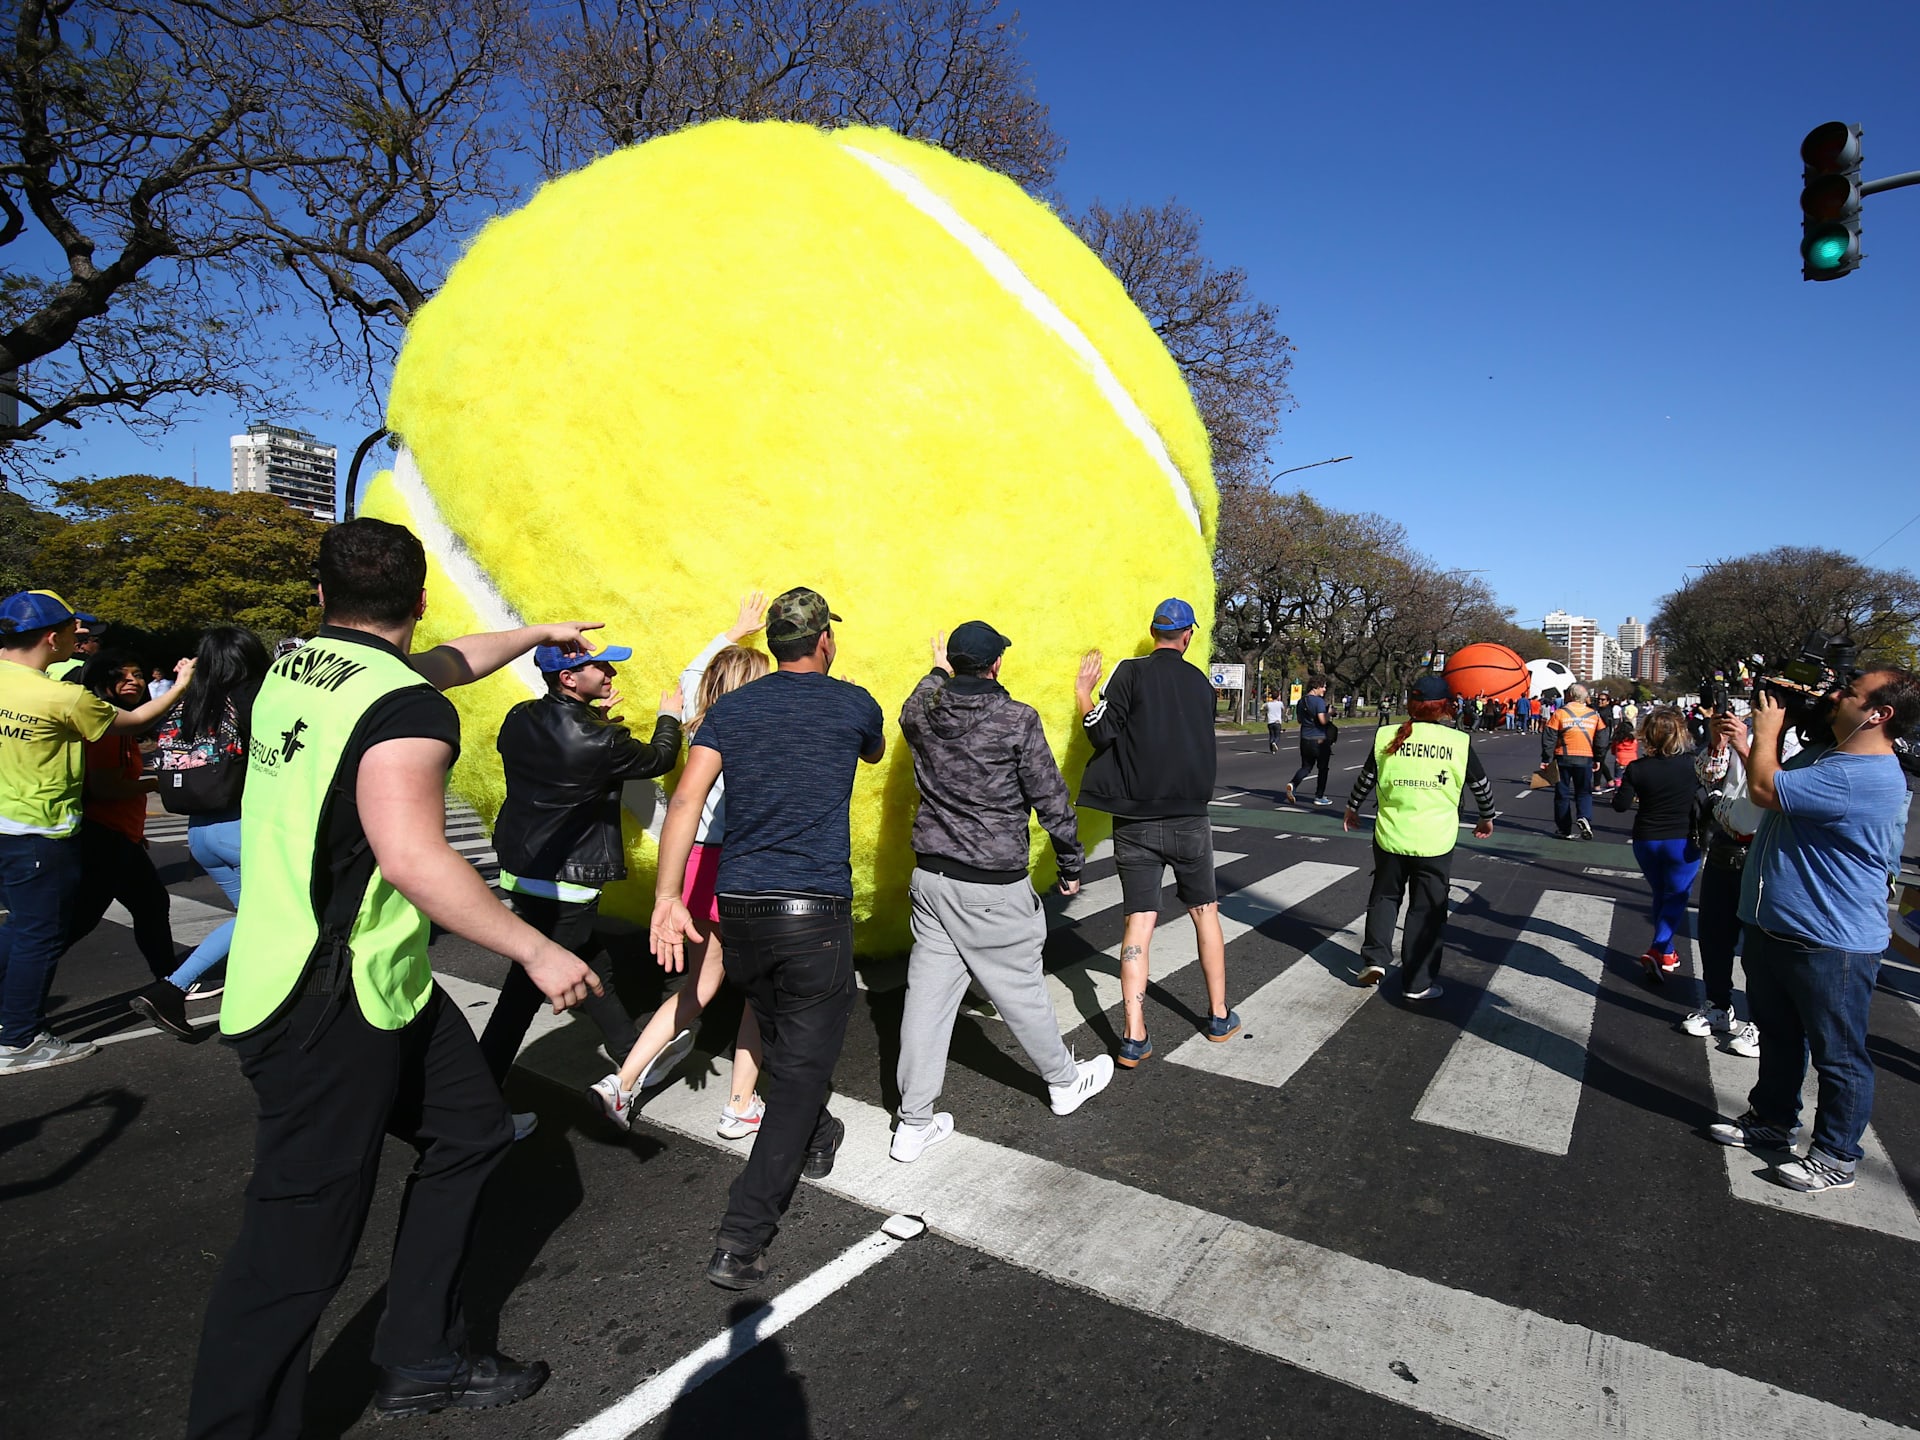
[0,590,98,634]
[534,642,633,674]
[1411,673,1452,702]
[1151,597,1197,633]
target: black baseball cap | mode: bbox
[1411,674,1451,702]
[947,620,1011,669]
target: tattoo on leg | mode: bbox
[1121,944,1144,963]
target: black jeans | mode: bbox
[1360,845,1453,989]
[1696,854,1745,1012]
[187,982,513,1440]
[1290,737,1332,796]
[478,891,638,1085]
[715,907,856,1254]
[65,820,178,979]
[1265,722,1283,752]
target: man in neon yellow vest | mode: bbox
[1343,674,1496,1000]
[186,519,608,1435]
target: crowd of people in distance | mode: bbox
[2,530,1917,1434]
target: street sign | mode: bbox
[1209,663,1246,691]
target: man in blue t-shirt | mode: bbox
[1286,676,1336,805]
[1708,666,1920,1194]
[650,586,884,1289]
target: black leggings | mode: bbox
[1290,738,1332,796]
[66,820,177,979]
[478,891,638,1084]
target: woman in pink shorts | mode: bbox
[592,595,772,1138]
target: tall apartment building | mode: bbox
[230,422,337,522]
[1542,609,1602,683]
[1602,636,1630,680]
[1617,616,1646,651]
[1634,642,1665,686]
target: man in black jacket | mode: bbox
[479,642,683,1114]
[1074,599,1240,1068]
[889,621,1114,1164]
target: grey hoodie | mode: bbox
[898,670,1084,883]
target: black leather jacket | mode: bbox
[493,692,682,886]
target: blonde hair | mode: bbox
[1639,707,1689,757]
[688,644,770,734]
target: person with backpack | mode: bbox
[128,627,270,1040]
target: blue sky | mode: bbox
[59,1,1920,641]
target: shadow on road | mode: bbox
[0,1086,143,1200]
[661,1299,812,1439]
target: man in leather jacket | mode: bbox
[477,642,683,1093]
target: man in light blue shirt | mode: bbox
[1709,666,1919,1193]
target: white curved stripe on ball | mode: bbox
[838,142,1204,538]
[388,446,668,839]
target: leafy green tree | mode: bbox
[35,475,321,634]
[0,485,60,593]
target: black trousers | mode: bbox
[478,891,639,1085]
[65,820,177,979]
[187,982,512,1440]
[1360,845,1453,990]
[1265,722,1283,752]
[1290,737,1332,796]
[716,908,856,1253]
[1696,855,1745,1012]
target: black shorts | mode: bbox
[1111,814,1217,914]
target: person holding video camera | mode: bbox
[1707,663,1920,1194]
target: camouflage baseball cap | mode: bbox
[765,587,842,645]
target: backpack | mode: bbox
[154,697,249,816]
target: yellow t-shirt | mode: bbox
[0,658,120,836]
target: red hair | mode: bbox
[1384,697,1456,757]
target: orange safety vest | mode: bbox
[1549,703,1605,759]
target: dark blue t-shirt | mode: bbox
[692,670,885,897]
[1299,693,1330,740]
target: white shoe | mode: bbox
[0,1031,97,1075]
[1405,983,1445,1002]
[589,1073,638,1131]
[1727,1021,1761,1058]
[1575,817,1593,839]
[890,1111,954,1163]
[1355,964,1386,987]
[717,1095,765,1140]
[185,979,224,1000]
[1681,1005,1734,1036]
[1049,1053,1115,1116]
[636,1028,695,1090]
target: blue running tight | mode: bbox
[1631,837,1701,951]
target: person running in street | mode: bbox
[1074,598,1239,1067]
[1263,691,1286,752]
[185,519,605,1434]
[484,637,684,1140]
[1542,682,1606,839]
[593,593,770,1137]
[0,591,192,1077]
[1344,674,1495,999]
[1286,675,1336,806]
[649,587,884,1290]
[891,622,1113,1162]
[130,626,271,1040]
[1613,708,1702,982]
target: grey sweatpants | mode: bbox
[897,868,1077,1126]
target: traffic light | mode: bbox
[1800,121,1863,280]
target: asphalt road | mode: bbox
[4,730,1920,1439]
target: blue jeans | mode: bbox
[1742,924,1880,1167]
[1631,837,1701,950]
[1552,758,1593,835]
[169,818,242,990]
[0,832,83,1046]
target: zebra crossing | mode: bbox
[1026,838,1920,1243]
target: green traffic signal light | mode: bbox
[1799,121,1863,281]
[1802,227,1854,272]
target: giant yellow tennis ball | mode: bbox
[362,119,1215,954]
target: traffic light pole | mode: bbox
[1861,170,1920,196]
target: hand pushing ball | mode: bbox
[360,119,1217,952]
[1442,643,1531,704]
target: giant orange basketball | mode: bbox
[1443,642,1530,703]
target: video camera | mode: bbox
[1752,629,1858,729]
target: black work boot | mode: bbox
[372,1351,550,1419]
[706,1245,768,1290]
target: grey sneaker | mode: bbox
[1707,1109,1797,1150]
[1775,1152,1856,1193]
[0,1031,97,1075]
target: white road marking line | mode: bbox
[1216,790,1249,800]
[1703,1028,1920,1242]
[1170,882,1479,1089]
[439,971,574,1054]
[558,1226,909,1440]
[93,1013,220,1046]
[1087,838,1113,864]
[634,1081,1911,1440]
[104,894,232,947]
[1210,800,1241,807]
[1045,860,1347,1035]
[1413,890,1615,1155]
[1211,825,1239,834]
[1582,866,1641,880]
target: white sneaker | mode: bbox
[890,1111,954,1163]
[1727,1021,1761,1058]
[1355,964,1386,987]
[0,1031,97,1075]
[589,1073,638,1131]
[636,1028,695,1090]
[1405,983,1445,1002]
[1575,817,1593,839]
[1049,1053,1115,1116]
[717,1095,765,1140]
[1681,1005,1731,1037]
[185,979,224,1000]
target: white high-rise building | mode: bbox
[231,422,337,522]
[1542,609,1602,683]
[1602,636,1630,680]
[1617,616,1647,651]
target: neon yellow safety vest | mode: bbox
[1371,722,1470,857]
[221,635,440,1036]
